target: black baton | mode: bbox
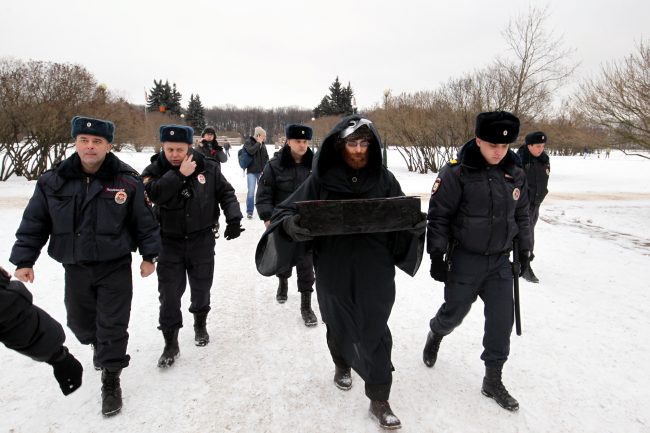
[512,237,522,336]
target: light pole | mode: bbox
[311,117,317,152]
[382,89,391,168]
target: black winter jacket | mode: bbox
[427,139,532,256]
[142,149,242,238]
[196,139,227,163]
[255,145,313,221]
[10,153,160,267]
[243,136,269,174]
[516,145,550,206]
[0,270,65,362]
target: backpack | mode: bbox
[238,147,253,169]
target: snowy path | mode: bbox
[0,151,648,433]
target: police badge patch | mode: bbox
[197,174,206,184]
[512,188,520,201]
[114,191,128,204]
[431,178,442,195]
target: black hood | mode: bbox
[457,139,522,171]
[314,114,383,177]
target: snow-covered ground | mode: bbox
[0,147,648,433]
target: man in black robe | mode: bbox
[256,115,425,430]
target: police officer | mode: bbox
[422,111,532,412]
[142,125,243,369]
[10,116,161,416]
[517,131,550,283]
[255,124,317,327]
[1,265,83,396]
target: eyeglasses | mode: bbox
[345,139,370,148]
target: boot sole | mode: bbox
[102,405,122,417]
[368,410,402,430]
[334,381,352,391]
[481,389,519,411]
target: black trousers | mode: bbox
[277,251,315,292]
[529,204,541,255]
[429,248,513,368]
[157,233,215,331]
[63,255,133,369]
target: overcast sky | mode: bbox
[2,0,648,110]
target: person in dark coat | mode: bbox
[10,116,161,416]
[255,124,317,326]
[196,126,228,163]
[516,131,550,283]
[422,111,532,412]
[142,125,244,369]
[243,126,270,218]
[0,265,83,396]
[257,115,426,429]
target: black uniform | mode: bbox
[10,152,161,370]
[516,144,550,255]
[255,145,315,292]
[142,149,242,331]
[427,139,531,368]
[259,115,425,401]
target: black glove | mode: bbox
[224,223,244,240]
[409,213,427,235]
[48,347,83,396]
[430,253,447,282]
[282,214,313,242]
[519,250,531,277]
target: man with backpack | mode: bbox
[241,126,269,219]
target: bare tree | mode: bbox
[496,5,578,119]
[577,41,650,158]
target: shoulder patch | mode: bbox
[431,177,442,195]
[448,159,458,166]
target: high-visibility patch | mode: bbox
[431,178,442,195]
[512,188,520,201]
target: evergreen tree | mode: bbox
[313,76,355,118]
[146,79,183,116]
[186,94,206,132]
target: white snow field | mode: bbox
[0,147,648,433]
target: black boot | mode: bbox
[422,331,443,368]
[368,400,402,430]
[157,328,180,368]
[101,368,122,416]
[522,265,539,283]
[193,312,209,347]
[276,277,288,303]
[481,366,519,411]
[333,365,352,390]
[300,292,318,327]
[91,343,100,371]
